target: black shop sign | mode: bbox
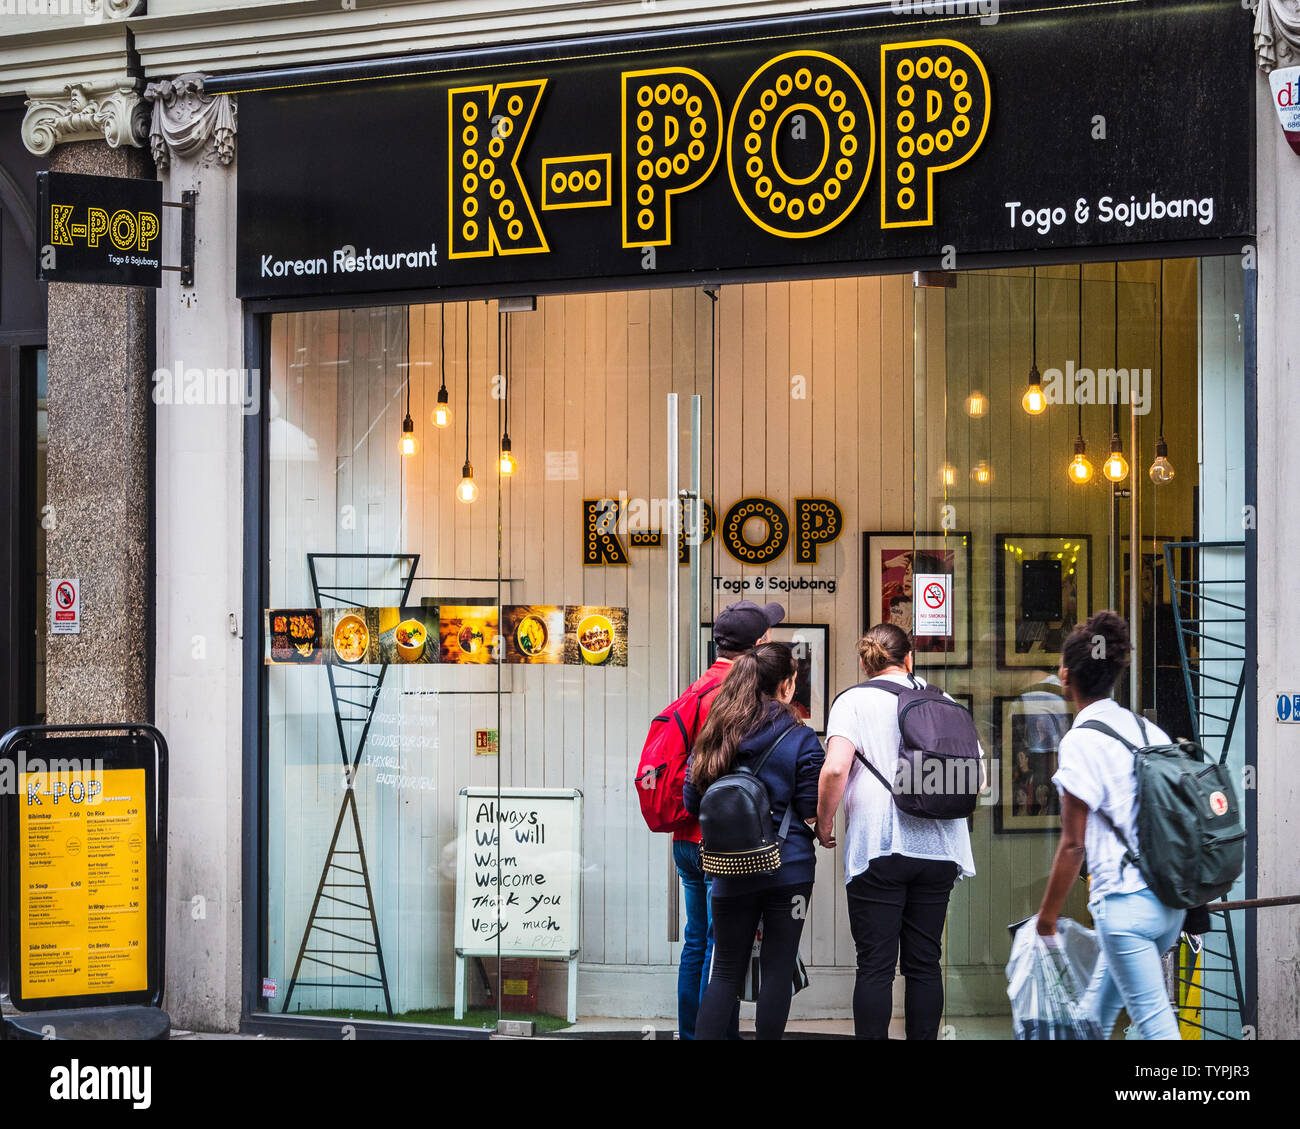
[233,0,1254,300]
[36,172,163,288]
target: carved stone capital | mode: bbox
[1257,0,1300,71]
[143,73,237,170]
[84,0,147,18]
[22,75,149,156]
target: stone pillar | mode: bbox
[44,139,154,725]
[144,74,243,1034]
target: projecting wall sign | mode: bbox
[233,1,1254,300]
[37,172,163,288]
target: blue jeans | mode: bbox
[673,840,739,1040]
[1084,887,1184,1040]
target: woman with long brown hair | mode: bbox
[816,622,979,1039]
[683,642,825,1039]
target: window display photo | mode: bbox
[864,531,972,667]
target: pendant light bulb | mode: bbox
[966,390,988,418]
[1102,432,1129,482]
[939,462,957,488]
[1148,435,1176,484]
[1068,435,1094,484]
[498,434,517,477]
[399,412,418,458]
[457,460,478,503]
[972,460,993,486]
[1021,365,1047,415]
[432,386,452,429]
[1023,269,1045,415]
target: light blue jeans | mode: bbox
[1084,887,1184,1040]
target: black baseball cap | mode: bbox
[713,600,786,653]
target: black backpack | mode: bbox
[1078,715,1245,909]
[698,721,801,877]
[847,677,982,820]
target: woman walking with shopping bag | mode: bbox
[683,642,824,1040]
[1035,611,1186,1040]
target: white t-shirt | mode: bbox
[1051,698,1171,900]
[825,673,978,882]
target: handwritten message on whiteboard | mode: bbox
[454,787,583,958]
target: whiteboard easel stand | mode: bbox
[452,787,583,1026]
[453,950,579,1024]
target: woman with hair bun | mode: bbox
[816,622,980,1040]
[1035,610,1182,1039]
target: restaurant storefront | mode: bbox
[205,0,1258,1036]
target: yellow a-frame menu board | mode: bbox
[19,768,149,1000]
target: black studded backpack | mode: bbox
[697,721,800,877]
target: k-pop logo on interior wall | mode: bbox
[231,0,1254,299]
[582,495,843,566]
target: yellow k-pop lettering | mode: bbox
[448,79,549,259]
[880,39,991,229]
[50,204,74,245]
[621,68,723,248]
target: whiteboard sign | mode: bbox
[914,572,952,636]
[454,787,582,958]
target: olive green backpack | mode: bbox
[1080,715,1245,909]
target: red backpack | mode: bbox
[635,676,723,833]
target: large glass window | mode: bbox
[913,259,1247,1037]
[260,258,1245,1037]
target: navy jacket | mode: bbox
[683,705,826,897]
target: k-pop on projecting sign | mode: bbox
[37,171,163,288]
[232,0,1253,300]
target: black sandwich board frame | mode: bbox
[0,723,168,1012]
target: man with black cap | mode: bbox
[670,599,785,1039]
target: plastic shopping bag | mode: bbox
[739,924,810,1001]
[1006,915,1102,1040]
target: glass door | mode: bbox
[492,288,716,1033]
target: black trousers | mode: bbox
[846,853,959,1040]
[696,881,813,1041]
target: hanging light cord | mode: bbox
[501,311,509,441]
[1113,262,1120,439]
[464,304,471,464]
[440,303,447,395]
[1031,266,1038,366]
[1077,265,1084,438]
[1158,262,1165,437]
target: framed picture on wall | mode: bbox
[863,531,973,669]
[700,622,829,734]
[993,693,1072,834]
[995,533,1092,671]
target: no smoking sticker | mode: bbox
[914,573,951,637]
[51,578,80,635]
